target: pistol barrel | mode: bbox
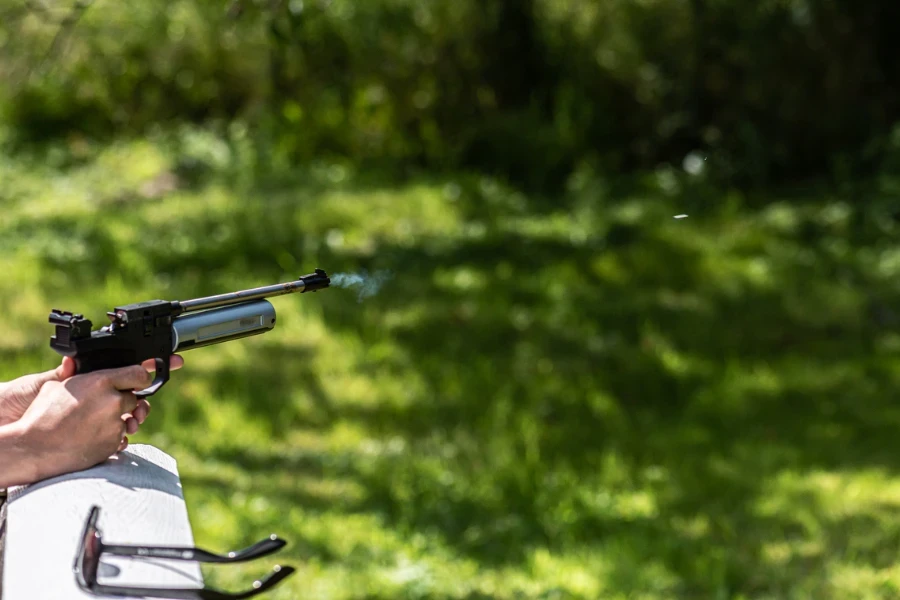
[174,269,330,315]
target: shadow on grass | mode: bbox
[176,211,899,596]
[17,172,900,596]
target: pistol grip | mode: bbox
[134,357,170,398]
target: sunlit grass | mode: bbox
[3,135,900,598]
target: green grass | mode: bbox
[2,133,900,599]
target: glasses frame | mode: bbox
[74,505,295,599]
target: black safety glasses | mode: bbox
[74,505,295,599]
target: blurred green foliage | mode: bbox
[3,0,900,598]
[3,0,900,189]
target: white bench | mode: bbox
[2,444,203,599]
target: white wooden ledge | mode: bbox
[3,444,203,599]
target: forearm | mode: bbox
[0,423,40,488]
[0,382,15,427]
[0,383,8,427]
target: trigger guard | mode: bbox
[134,357,169,398]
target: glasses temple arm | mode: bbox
[101,535,286,564]
[84,565,295,600]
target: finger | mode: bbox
[17,356,77,392]
[133,399,150,424]
[119,391,139,414]
[55,356,77,380]
[140,355,185,373]
[105,364,152,392]
[124,416,139,436]
[113,419,127,453]
[118,436,129,452]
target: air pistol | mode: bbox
[47,269,331,397]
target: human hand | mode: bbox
[0,360,71,427]
[16,364,164,481]
[0,355,183,432]
[113,356,184,451]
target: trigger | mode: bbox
[134,357,170,398]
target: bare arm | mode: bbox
[0,422,39,488]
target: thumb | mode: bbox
[4,357,77,401]
[28,356,76,387]
[53,356,77,381]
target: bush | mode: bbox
[2,0,900,190]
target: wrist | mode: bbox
[0,382,17,427]
[0,420,43,487]
[0,382,8,427]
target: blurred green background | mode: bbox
[3,1,900,598]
